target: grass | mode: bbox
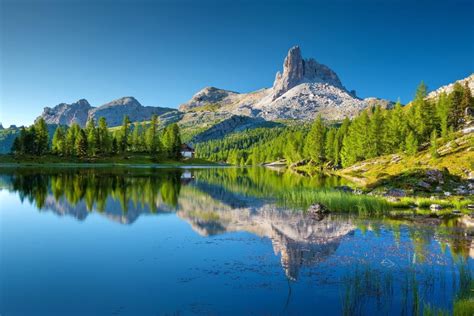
[337,133,474,188]
[389,196,474,211]
[280,188,391,215]
[0,153,219,167]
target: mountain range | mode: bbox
[0,46,472,153]
[35,46,394,128]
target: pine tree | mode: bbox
[413,81,434,141]
[449,83,464,130]
[430,129,439,158]
[34,117,49,155]
[405,131,418,156]
[146,115,162,155]
[325,128,336,163]
[460,81,473,121]
[386,101,406,152]
[436,92,450,138]
[65,123,81,156]
[162,123,182,160]
[52,126,66,155]
[75,129,88,158]
[97,117,111,154]
[85,119,98,156]
[305,115,326,164]
[367,105,384,158]
[119,115,131,153]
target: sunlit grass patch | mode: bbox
[280,188,391,215]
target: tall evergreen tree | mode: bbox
[97,117,111,154]
[430,129,439,158]
[449,83,464,130]
[52,126,66,155]
[405,131,418,156]
[85,119,98,156]
[412,81,434,141]
[305,114,326,164]
[162,123,182,160]
[436,92,450,138]
[119,115,131,153]
[75,129,88,158]
[367,105,384,158]
[34,117,49,155]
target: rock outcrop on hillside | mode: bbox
[38,97,176,127]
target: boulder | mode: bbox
[425,169,444,184]
[430,204,442,211]
[417,181,431,189]
[385,189,406,197]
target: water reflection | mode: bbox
[0,167,473,314]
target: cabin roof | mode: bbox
[181,143,194,152]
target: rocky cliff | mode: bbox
[427,74,474,100]
[38,97,176,127]
[40,99,92,126]
[178,46,392,122]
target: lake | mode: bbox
[0,166,472,315]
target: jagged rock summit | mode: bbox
[39,97,175,127]
[272,45,343,100]
[179,45,391,122]
[40,99,92,126]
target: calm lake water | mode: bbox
[0,167,473,315]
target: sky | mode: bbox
[1,0,473,127]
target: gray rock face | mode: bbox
[39,97,176,127]
[427,74,474,100]
[179,46,390,123]
[88,97,174,127]
[40,99,92,126]
[272,46,343,100]
[179,87,239,111]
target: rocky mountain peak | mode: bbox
[40,99,92,126]
[272,46,343,100]
[179,87,239,111]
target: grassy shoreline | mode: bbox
[0,153,224,168]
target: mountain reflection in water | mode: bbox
[1,167,473,314]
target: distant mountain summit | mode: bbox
[41,99,92,126]
[271,45,344,100]
[39,97,175,127]
[178,46,393,122]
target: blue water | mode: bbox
[0,167,472,315]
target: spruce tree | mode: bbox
[325,128,336,163]
[119,115,131,153]
[430,129,439,158]
[436,92,450,138]
[305,114,326,164]
[405,131,418,156]
[97,117,111,154]
[367,105,384,158]
[449,83,464,130]
[75,129,88,158]
[34,117,49,155]
[52,126,66,155]
[460,81,473,121]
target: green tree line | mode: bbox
[197,81,473,167]
[11,115,183,160]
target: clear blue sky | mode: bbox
[1,0,473,127]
